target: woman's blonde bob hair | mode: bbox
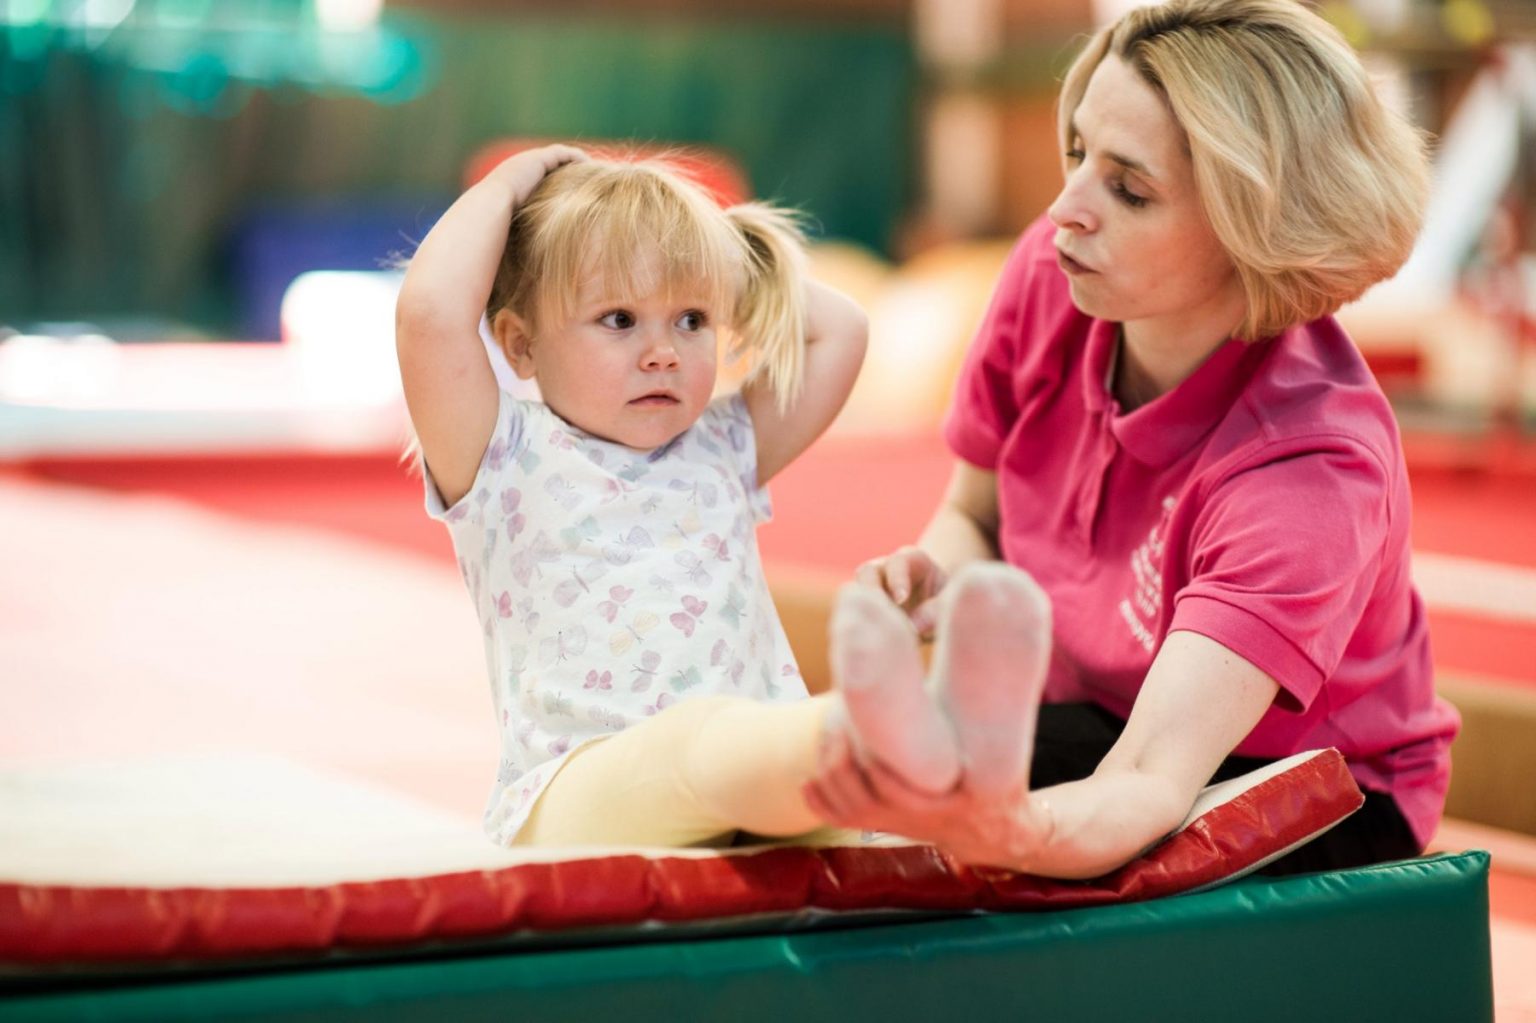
[1059,0,1431,340]
[490,157,808,406]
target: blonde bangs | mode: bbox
[519,160,748,332]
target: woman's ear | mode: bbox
[492,309,537,380]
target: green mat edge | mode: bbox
[3,850,1493,1023]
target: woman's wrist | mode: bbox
[1003,792,1057,873]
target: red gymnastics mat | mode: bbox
[0,750,1362,966]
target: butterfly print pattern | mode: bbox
[429,392,807,846]
[553,561,607,608]
[603,526,655,565]
[669,595,708,637]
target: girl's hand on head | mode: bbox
[854,546,948,640]
[487,144,588,207]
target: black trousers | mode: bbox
[1032,702,1421,877]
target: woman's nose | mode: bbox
[1047,171,1098,234]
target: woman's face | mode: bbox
[1048,54,1245,346]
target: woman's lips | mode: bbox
[1056,248,1094,275]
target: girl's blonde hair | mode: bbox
[492,157,808,408]
[1059,0,1431,339]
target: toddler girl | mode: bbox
[396,144,1048,849]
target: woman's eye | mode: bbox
[599,310,635,330]
[1113,182,1148,208]
[677,310,708,331]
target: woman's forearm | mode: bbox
[918,493,999,575]
[919,507,995,574]
[1011,768,1192,880]
[1013,631,1284,878]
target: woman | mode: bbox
[806,0,1460,879]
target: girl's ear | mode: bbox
[492,309,537,380]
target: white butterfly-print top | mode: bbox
[426,390,807,846]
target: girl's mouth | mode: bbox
[630,393,680,407]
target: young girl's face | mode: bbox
[511,253,721,450]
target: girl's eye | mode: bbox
[1065,148,1085,163]
[599,310,635,330]
[676,310,708,332]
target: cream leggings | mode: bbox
[515,694,838,848]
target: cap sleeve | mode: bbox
[423,387,525,527]
[702,392,772,524]
[942,220,1055,470]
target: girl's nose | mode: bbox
[1047,170,1098,235]
[640,332,680,371]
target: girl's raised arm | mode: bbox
[395,145,585,506]
[742,277,868,485]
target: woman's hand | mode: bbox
[485,144,588,208]
[806,631,1287,879]
[804,728,1054,870]
[854,546,949,639]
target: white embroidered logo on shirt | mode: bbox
[1118,495,1176,654]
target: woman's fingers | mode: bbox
[801,781,842,824]
[853,557,883,590]
[861,756,957,814]
[808,730,887,824]
[909,595,941,641]
[855,546,943,610]
[883,552,915,605]
[853,553,908,602]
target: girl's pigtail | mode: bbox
[725,203,808,412]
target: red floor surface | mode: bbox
[18,428,1536,688]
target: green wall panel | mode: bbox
[0,13,913,333]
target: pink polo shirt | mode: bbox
[943,217,1459,847]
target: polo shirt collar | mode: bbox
[1082,319,1270,468]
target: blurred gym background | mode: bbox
[2,0,1534,1012]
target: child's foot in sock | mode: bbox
[829,583,961,795]
[932,562,1052,797]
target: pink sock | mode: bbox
[931,562,1052,797]
[829,583,960,794]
